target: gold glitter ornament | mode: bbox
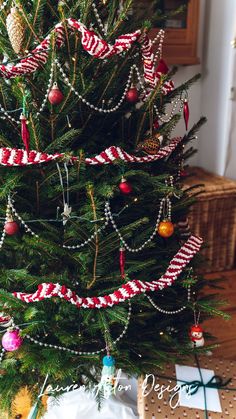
[137,134,163,155]
[6,7,25,54]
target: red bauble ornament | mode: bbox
[4,219,19,236]
[119,177,132,195]
[158,220,174,238]
[48,82,64,105]
[126,86,139,103]
[183,99,190,131]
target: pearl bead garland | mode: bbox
[152,29,165,65]
[63,217,109,249]
[0,348,5,364]
[55,58,147,114]
[0,194,173,254]
[146,294,186,314]
[146,284,191,314]
[105,198,168,253]
[154,99,184,124]
[0,102,20,125]
[21,299,132,356]
[35,58,54,117]
[92,2,107,36]
[0,55,54,124]
[8,197,39,238]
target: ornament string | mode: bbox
[56,163,72,224]
[193,308,201,326]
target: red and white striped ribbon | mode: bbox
[0,19,174,95]
[0,137,182,166]
[0,21,140,78]
[12,235,203,309]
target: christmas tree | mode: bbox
[0,0,226,415]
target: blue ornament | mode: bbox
[103,355,115,367]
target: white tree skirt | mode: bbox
[43,375,138,419]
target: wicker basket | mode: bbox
[184,167,236,272]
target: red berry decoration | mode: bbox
[158,220,174,238]
[126,86,139,103]
[153,118,159,130]
[119,177,132,195]
[4,218,19,236]
[48,82,64,105]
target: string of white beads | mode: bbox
[8,197,39,238]
[0,101,20,125]
[63,218,109,249]
[55,58,146,113]
[105,199,166,253]
[154,99,184,124]
[152,29,165,64]
[0,203,10,250]
[23,300,131,355]
[36,58,54,117]
[0,348,5,365]
[0,54,54,123]
[151,29,165,47]
[146,294,186,314]
[92,2,107,35]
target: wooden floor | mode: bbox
[203,269,236,359]
[10,270,236,418]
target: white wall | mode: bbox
[198,0,236,175]
[173,0,205,166]
[173,0,236,176]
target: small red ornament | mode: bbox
[158,220,174,238]
[183,98,190,131]
[48,82,64,105]
[119,177,132,195]
[189,324,205,347]
[153,118,159,130]
[180,169,188,178]
[4,218,19,236]
[156,58,169,75]
[126,86,139,103]
[20,114,30,154]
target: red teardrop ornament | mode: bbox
[183,99,190,131]
[20,114,30,154]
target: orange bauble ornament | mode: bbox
[158,220,174,238]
